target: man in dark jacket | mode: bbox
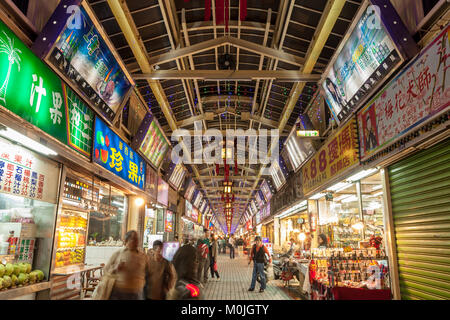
[248,236,272,293]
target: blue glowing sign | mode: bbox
[93,117,145,189]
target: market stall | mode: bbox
[0,137,59,299]
[305,166,392,299]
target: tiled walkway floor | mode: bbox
[202,252,293,300]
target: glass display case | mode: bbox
[316,171,385,249]
[55,210,88,268]
[0,194,57,275]
[55,169,93,270]
[87,182,128,247]
[308,170,392,300]
[0,138,61,294]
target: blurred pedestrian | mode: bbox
[196,229,210,287]
[167,243,202,300]
[229,234,236,259]
[145,240,177,300]
[104,230,150,300]
[208,233,220,281]
[248,236,271,293]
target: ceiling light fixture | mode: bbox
[0,125,58,156]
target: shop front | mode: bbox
[142,165,158,249]
[270,168,305,251]
[165,186,178,242]
[182,199,205,241]
[302,118,392,300]
[49,116,146,300]
[276,201,309,253]
[0,17,97,300]
[355,25,450,300]
[0,137,61,300]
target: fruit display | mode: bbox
[0,262,44,291]
[55,210,88,268]
[55,248,84,267]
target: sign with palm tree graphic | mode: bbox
[0,31,21,104]
[0,20,94,158]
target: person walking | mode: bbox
[196,229,210,287]
[248,236,272,293]
[229,234,235,259]
[145,240,177,300]
[103,230,150,300]
[208,233,220,281]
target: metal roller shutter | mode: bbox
[389,138,450,300]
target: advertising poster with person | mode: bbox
[322,4,401,122]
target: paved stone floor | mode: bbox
[202,252,293,300]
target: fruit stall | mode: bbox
[49,170,95,300]
[0,137,61,299]
[48,169,130,300]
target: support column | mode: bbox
[128,196,145,247]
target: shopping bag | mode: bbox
[91,273,117,300]
[213,262,218,272]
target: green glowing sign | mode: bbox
[0,20,93,157]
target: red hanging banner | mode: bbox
[216,0,224,25]
[205,0,212,21]
[240,0,247,21]
[225,0,229,32]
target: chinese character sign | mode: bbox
[0,137,59,203]
[0,20,66,143]
[93,117,145,189]
[49,6,132,121]
[63,84,94,157]
[358,25,450,160]
[322,5,402,122]
[0,20,94,158]
[302,119,359,195]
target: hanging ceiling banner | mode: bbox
[32,0,134,123]
[0,19,94,158]
[132,112,171,170]
[320,0,417,123]
[145,164,158,200]
[184,177,196,202]
[358,24,450,161]
[302,118,359,195]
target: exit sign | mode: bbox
[297,130,320,137]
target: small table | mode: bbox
[53,264,104,298]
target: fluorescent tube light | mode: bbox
[342,195,358,203]
[328,182,352,192]
[347,168,378,182]
[0,126,57,156]
[309,193,325,200]
[334,194,352,201]
[372,185,382,191]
